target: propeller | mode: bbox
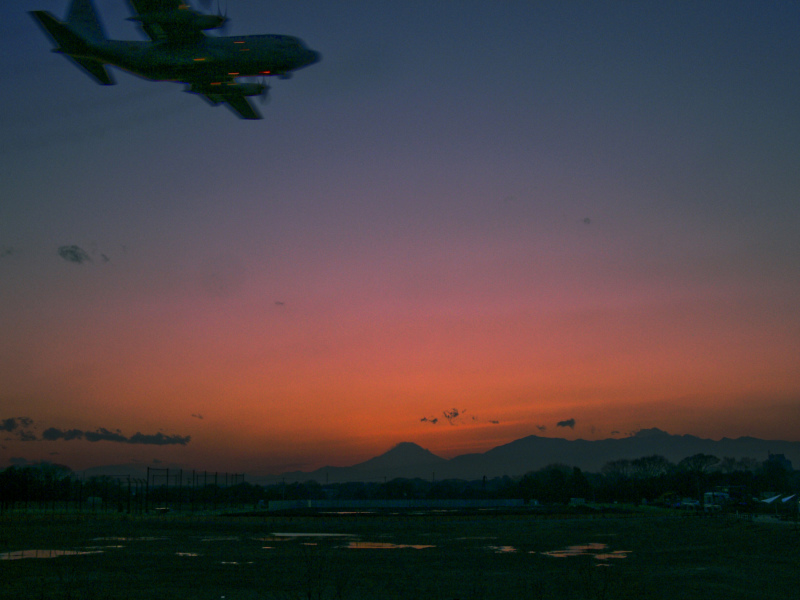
[216,0,229,34]
[259,77,271,104]
[198,0,229,34]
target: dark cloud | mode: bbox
[1,418,19,432]
[536,424,547,431]
[42,428,84,441]
[4,418,192,446]
[0,246,15,258]
[556,418,576,429]
[582,217,592,225]
[58,245,92,264]
[443,408,461,425]
[423,409,499,427]
[128,432,190,446]
[191,413,204,420]
[84,428,127,443]
[2,417,36,441]
[1,417,33,432]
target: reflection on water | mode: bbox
[488,545,518,553]
[92,537,166,542]
[0,549,104,560]
[345,541,435,550]
[255,533,356,544]
[176,552,200,557]
[542,543,630,561]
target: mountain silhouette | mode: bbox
[275,428,800,484]
[280,442,447,484]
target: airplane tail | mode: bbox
[30,0,114,85]
[66,0,108,44]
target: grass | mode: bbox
[0,509,797,599]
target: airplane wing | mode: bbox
[186,82,263,120]
[217,94,262,120]
[126,0,205,43]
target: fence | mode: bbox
[0,468,249,515]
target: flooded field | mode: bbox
[0,510,797,599]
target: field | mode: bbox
[1,509,798,599]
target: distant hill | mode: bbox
[274,428,800,484]
[279,442,447,484]
[70,429,800,485]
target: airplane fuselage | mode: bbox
[31,0,320,119]
[78,35,320,83]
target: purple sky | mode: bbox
[1,1,799,474]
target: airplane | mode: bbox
[30,0,321,119]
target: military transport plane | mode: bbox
[31,0,320,119]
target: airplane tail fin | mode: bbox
[30,0,114,86]
[66,0,108,44]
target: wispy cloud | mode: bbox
[421,409,500,427]
[58,245,92,264]
[556,418,576,429]
[3,418,190,446]
[443,408,461,425]
[42,428,84,441]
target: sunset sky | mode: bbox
[2,0,799,475]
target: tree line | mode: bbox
[1,453,797,513]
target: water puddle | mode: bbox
[345,542,435,550]
[542,543,630,562]
[93,537,167,542]
[267,533,355,538]
[1,549,104,560]
[487,545,518,553]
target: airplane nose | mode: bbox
[307,49,321,65]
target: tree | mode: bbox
[676,454,720,505]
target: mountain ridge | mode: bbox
[65,429,800,484]
[273,428,800,484]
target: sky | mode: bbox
[1,0,799,475]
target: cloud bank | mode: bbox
[2,417,190,446]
